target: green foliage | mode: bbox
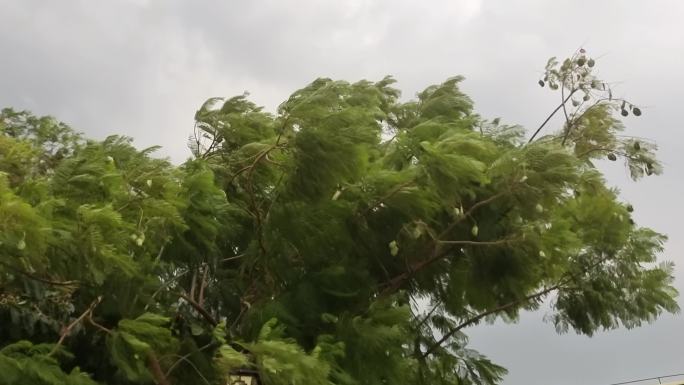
[0,52,677,385]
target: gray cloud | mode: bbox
[1,1,683,384]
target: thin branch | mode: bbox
[86,314,113,335]
[414,301,442,330]
[437,238,518,246]
[420,251,618,357]
[144,269,189,311]
[436,192,508,241]
[378,192,512,295]
[0,261,79,287]
[189,269,197,302]
[178,292,218,327]
[362,180,415,216]
[222,254,246,262]
[576,147,643,162]
[164,341,215,378]
[198,265,209,308]
[528,89,577,143]
[421,284,561,357]
[559,77,574,146]
[163,353,212,385]
[147,351,172,385]
[48,296,103,357]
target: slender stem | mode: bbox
[528,90,576,143]
[0,261,79,287]
[147,351,172,385]
[362,180,414,216]
[378,192,511,295]
[560,78,574,146]
[414,301,442,330]
[198,265,209,308]
[165,341,215,378]
[179,292,218,326]
[421,285,560,357]
[437,238,517,246]
[48,296,102,357]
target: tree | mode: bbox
[0,50,678,385]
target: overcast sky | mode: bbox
[1,1,683,384]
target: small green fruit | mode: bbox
[471,225,479,237]
[389,240,399,256]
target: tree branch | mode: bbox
[437,238,518,246]
[528,89,577,143]
[164,341,215,378]
[0,261,79,287]
[420,251,617,358]
[421,284,560,357]
[198,264,209,308]
[362,180,415,216]
[179,292,218,326]
[48,296,102,357]
[147,351,172,385]
[378,192,511,295]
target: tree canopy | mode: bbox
[0,51,678,385]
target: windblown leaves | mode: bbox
[0,59,677,385]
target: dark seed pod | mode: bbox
[587,58,595,67]
[621,109,629,117]
[607,153,617,161]
[626,204,634,212]
[572,99,580,107]
[577,57,586,66]
[634,141,641,151]
[632,107,642,116]
[583,94,591,101]
[538,80,545,87]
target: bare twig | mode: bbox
[48,296,103,357]
[189,270,197,302]
[164,341,215,378]
[420,251,618,357]
[0,261,79,287]
[437,238,518,246]
[529,90,577,143]
[86,313,113,335]
[163,353,212,385]
[198,265,209,308]
[178,292,218,327]
[362,180,415,216]
[378,192,512,295]
[147,351,172,385]
[421,284,561,357]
